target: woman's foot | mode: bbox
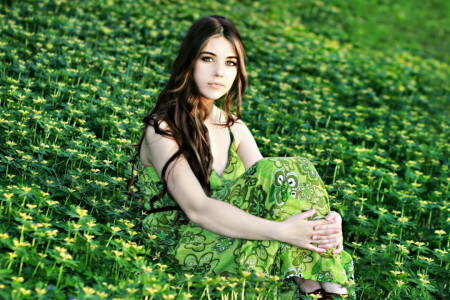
[321,282,348,299]
[293,277,324,296]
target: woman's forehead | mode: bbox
[201,36,237,57]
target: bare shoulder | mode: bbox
[143,121,169,144]
[230,118,252,145]
[140,121,178,170]
[229,117,263,169]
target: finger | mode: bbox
[313,228,341,236]
[313,236,338,247]
[310,219,334,229]
[332,243,344,254]
[298,209,316,219]
[325,211,337,221]
[314,240,338,248]
[312,234,342,244]
[314,222,340,231]
[317,244,334,250]
[302,243,327,253]
[326,211,342,223]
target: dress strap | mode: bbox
[229,127,234,143]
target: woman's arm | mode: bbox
[230,120,263,169]
[230,120,345,254]
[143,124,338,253]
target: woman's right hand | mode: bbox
[278,209,341,253]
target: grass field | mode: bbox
[0,0,449,299]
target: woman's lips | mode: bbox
[209,82,224,88]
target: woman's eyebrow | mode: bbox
[200,51,238,59]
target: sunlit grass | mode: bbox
[0,0,449,299]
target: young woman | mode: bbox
[134,15,354,299]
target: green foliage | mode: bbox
[0,0,449,299]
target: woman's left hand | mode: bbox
[311,211,344,254]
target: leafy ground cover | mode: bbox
[0,0,449,299]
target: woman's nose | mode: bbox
[215,63,224,77]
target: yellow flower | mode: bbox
[396,280,405,286]
[418,256,434,263]
[145,287,159,294]
[19,212,32,221]
[18,288,31,295]
[141,265,153,273]
[397,216,409,223]
[419,200,428,206]
[126,288,138,294]
[12,276,24,283]
[75,207,88,218]
[111,226,121,233]
[419,278,430,285]
[156,263,167,271]
[3,193,14,200]
[82,287,95,296]
[434,230,446,236]
[390,270,403,276]
[61,252,73,261]
[435,249,448,255]
[357,215,368,221]
[35,287,46,295]
[64,237,75,245]
[270,275,280,281]
[379,207,388,214]
[96,291,108,298]
[21,186,32,194]
[153,252,161,261]
[84,234,94,241]
[345,280,356,286]
[86,221,96,228]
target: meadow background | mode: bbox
[0,0,449,299]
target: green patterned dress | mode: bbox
[138,132,354,298]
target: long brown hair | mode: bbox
[131,16,247,199]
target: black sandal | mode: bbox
[300,288,325,297]
[322,292,348,299]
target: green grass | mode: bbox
[0,0,449,299]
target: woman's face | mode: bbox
[193,36,238,101]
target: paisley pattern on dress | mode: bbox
[138,131,354,299]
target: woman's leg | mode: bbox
[321,281,348,294]
[293,277,322,293]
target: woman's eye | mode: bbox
[201,56,213,62]
[226,61,237,66]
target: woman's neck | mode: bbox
[204,105,225,125]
